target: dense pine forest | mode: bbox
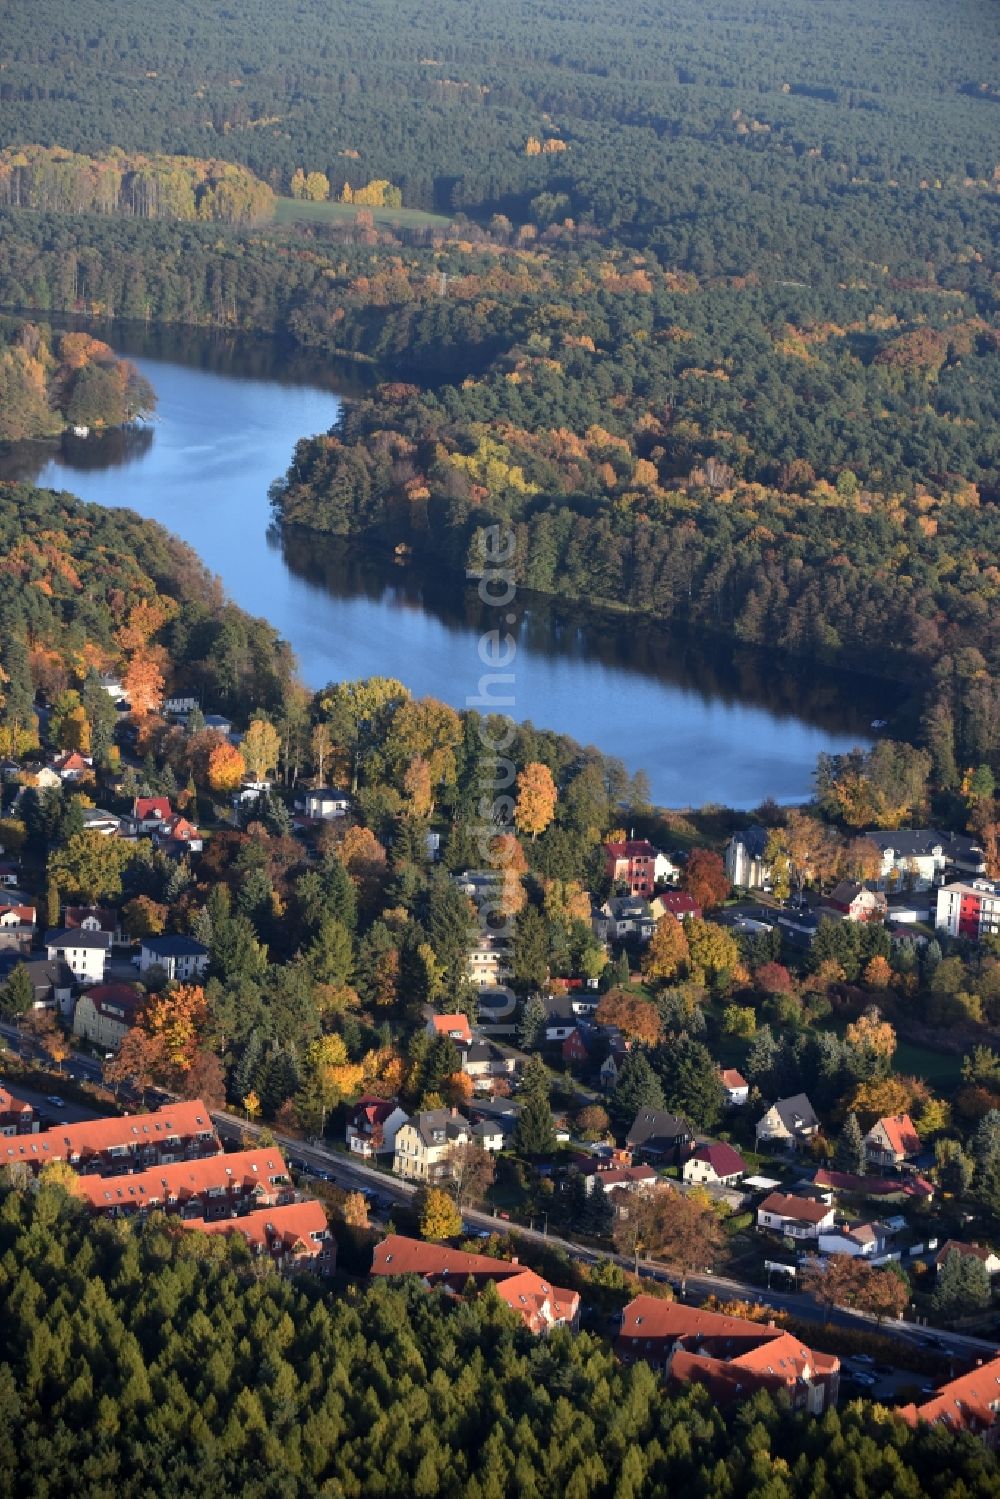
[2,1182,998,1499]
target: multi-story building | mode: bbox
[0,1084,36,1136]
[194,1201,336,1276]
[393,1108,471,1181]
[723,828,772,890]
[139,935,210,982]
[345,1096,409,1159]
[74,1148,294,1219]
[372,1235,579,1334]
[935,879,1000,941]
[72,982,144,1051]
[604,840,676,896]
[618,1298,839,1413]
[44,927,110,986]
[899,1354,1000,1447]
[863,829,985,891]
[1,1099,220,1175]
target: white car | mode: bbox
[46,1095,66,1108]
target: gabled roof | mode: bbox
[935,1240,1000,1268]
[868,1113,920,1157]
[728,826,769,860]
[133,796,172,822]
[349,1095,404,1130]
[690,1142,747,1178]
[813,1167,935,1200]
[0,1085,32,1117]
[626,1108,691,1148]
[493,1266,579,1332]
[74,1148,289,1210]
[52,751,90,773]
[63,906,117,933]
[81,982,144,1022]
[371,1235,577,1332]
[1,1100,217,1168]
[863,829,983,862]
[142,934,208,957]
[605,896,654,919]
[428,1013,473,1043]
[653,891,700,919]
[410,1108,470,1148]
[899,1354,1000,1435]
[45,927,111,950]
[192,1200,330,1257]
[761,1093,818,1132]
[721,1068,748,1090]
[605,840,660,861]
[759,1192,832,1224]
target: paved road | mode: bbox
[1,1079,102,1125]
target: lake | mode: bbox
[0,326,896,808]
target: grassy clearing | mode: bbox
[273,197,451,230]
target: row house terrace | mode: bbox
[195,1201,336,1277]
[371,1235,579,1334]
[74,1148,293,1219]
[1,1100,220,1175]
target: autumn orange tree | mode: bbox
[595,989,663,1046]
[681,848,729,911]
[515,761,557,839]
[642,916,689,984]
[207,740,246,792]
[138,984,209,1077]
[123,652,164,719]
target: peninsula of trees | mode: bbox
[0,320,156,441]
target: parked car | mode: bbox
[848,1372,877,1387]
[46,1095,65,1108]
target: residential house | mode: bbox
[466,933,510,988]
[598,896,656,944]
[459,1038,518,1089]
[81,808,124,837]
[51,750,92,782]
[371,1235,580,1334]
[132,796,173,831]
[425,1013,473,1045]
[139,935,209,982]
[651,891,701,923]
[303,786,351,820]
[0,860,23,885]
[724,828,772,890]
[626,1108,694,1165]
[0,1084,36,1136]
[1,1100,220,1175]
[393,1108,472,1181]
[162,695,200,716]
[346,1096,409,1159]
[74,1148,294,1219]
[756,1093,819,1149]
[562,1030,589,1065]
[683,1142,747,1187]
[617,1298,839,1413]
[542,992,577,1042]
[721,1068,749,1107]
[73,982,144,1051]
[0,955,75,1014]
[899,1354,1000,1446]
[817,1222,888,1259]
[582,1162,660,1197]
[864,1113,921,1170]
[604,840,677,896]
[45,928,110,986]
[864,829,986,891]
[454,870,500,905]
[63,906,120,942]
[153,813,203,856]
[775,908,821,949]
[202,714,233,737]
[469,1099,519,1152]
[599,1040,630,1090]
[0,900,35,955]
[98,674,124,699]
[823,882,888,923]
[935,1241,1000,1279]
[813,1167,935,1204]
[195,1201,336,1276]
[936,879,1000,942]
[757,1192,836,1240]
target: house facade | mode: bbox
[823,882,888,922]
[1,1100,220,1175]
[721,1068,749,1107]
[393,1108,471,1181]
[817,1222,887,1259]
[757,1192,835,1240]
[604,840,676,896]
[598,897,656,944]
[626,1108,693,1165]
[195,1201,336,1276]
[72,982,144,1050]
[682,1142,747,1187]
[724,828,772,890]
[466,933,510,988]
[756,1093,819,1148]
[935,879,1000,942]
[864,1113,920,1170]
[865,830,985,891]
[0,1084,36,1136]
[139,935,209,982]
[346,1096,409,1158]
[45,928,109,986]
[75,1148,293,1219]
[303,787,351,820]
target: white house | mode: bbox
[597,897,655,944]
[817,1222,888,1259]
[864,830,986,891]
[724,828,772,889]
[345,1096,409,1159]
[44,928,109,986]
[303,787,351,820]
[757,1192,835,1241]
[163,695,200,715]
[682,1142,747,1187]
[467,933,510,988]
[139,935,209,982]
[721,1068,749,1107]
[756,1093,820,1148]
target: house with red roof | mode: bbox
[561,1030,589,1065]
[153,813,203,855]
[2,1099,220,1175]
[72,982,144,1050]
[75,1147,293,1219]
[813,1167,935,1203]
[617,1297,839,1413]
[194,1200,336,1276]
[132,796,173,830]
[51,750,91,782]
[757,1192,835,1240]
[682,1142,747,1187]
[425,1013,473,1046]
[864,1113,920,1170]
[0,1084,37,1137]
[371,1235,579,1334]
[345,1095,409,1159]
[651,891,701,923]
[935,1241,1000,1279]
[580,1162,660,1197]
[899,1355,1000,1447]
[604,840,676,896]
[63,906,120,941]
[721,1068,749,1107]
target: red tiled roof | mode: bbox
[428,1013,473,1042]
[936,1240,1000,1269]
[73,1148,287,1210]
[349,1095,402,1129]
[1,1100,217,1168]
[721,1069,747,1090]
[759,1192,832,1224]
[0,1085,32,1117]
[63,906,116,933]
[0,904,35,923]
[656,892,701,918]
[53,751,89,772]
[813,1168,935,1200]
[690,1142,747,1178]
[82,982,144,1021]
[134,797,172,822]
[585,1164,659,1189]
[605,840,659,860]
[192,1200,331,1257]
[871,1113,920,1157]
[899,1355,1000,1435]
[371,1235,577,1333]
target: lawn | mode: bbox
[273,197,452,230]
[890,1038,964,1090]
